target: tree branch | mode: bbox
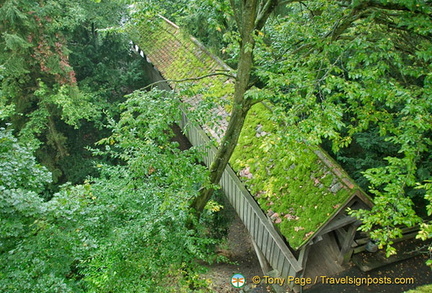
[230,0,242,31]
[140,72,236,90]
[328,8,368,41]
[255,0,278,31]
[361,0,432,16]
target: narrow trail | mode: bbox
[202,195,273,293]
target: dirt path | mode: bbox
[202,195,273,293]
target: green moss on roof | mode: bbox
[230,103,359,250]
[129,17,235,139]
[128,17,224,86]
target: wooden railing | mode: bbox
[180,109,303,279]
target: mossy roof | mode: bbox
[129,16,373,250]
[130,17,228,81]
[128,16,233,141]
[230,103,375,249]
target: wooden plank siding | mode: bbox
[179,109,303,279]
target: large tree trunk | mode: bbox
[191,0,261,216]
[191,99,253,214]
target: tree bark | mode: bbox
[191,0,277,217]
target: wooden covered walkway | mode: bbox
[128,16,375,292]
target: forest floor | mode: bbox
[200,194,273,293]
[201,195,431,293]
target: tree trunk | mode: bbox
[191,99,253,214]
[191,0,259,216]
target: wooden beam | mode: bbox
[251,237,271,274]
[338,224,358,264]
[298,244,312,269]
[317,214,357,236]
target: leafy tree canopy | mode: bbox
[0,0,150,184]
[0,89,218,291]
[1,1,220,291]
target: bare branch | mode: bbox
[140,72,236,90]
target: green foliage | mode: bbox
[82,88,216,292]
[0,128,51,192]
[97,88,209,187]
[175,0,236,60]
[0,128,83,292]
[0,0,98,181]
[415,180,432,267]
[323,128,399,190]
[0,90,217,292]
[80,167,213,292]
[69,23,150,109]
[33,81,97,128]
[0,185,94,293]
[1,0,150,184]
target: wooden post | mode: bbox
[338,221,361,264]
